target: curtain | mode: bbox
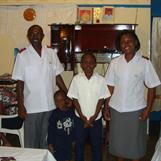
[151,17,161,111]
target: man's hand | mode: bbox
[139,107,150,121]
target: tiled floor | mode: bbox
[6,121,160,161]
[72,135,158,161]
[73,121,160,161]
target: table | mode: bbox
[0,147,56,161]
[151,137,161,161]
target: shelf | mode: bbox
[75,52,121,63]
[50,24,136,70]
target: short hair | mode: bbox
[115,30,140,52]
[54,90,66,99]
[27,24,43,35]
[81,53,96,63]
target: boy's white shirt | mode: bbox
[67,72,111,120]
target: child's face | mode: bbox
[81,54,96,75]
[54,94,66,110]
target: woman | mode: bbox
[104,30,160,161]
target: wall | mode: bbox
[0,0,150,5]
[0,0,150,87]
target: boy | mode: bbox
[48,90,75,161]
[67,53,111,161]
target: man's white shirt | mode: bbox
[12,45,64,113]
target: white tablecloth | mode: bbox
[0,147,56,161]
[151,137,161,161]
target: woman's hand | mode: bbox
[103,107,110,121]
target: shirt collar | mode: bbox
[81,72,97,80]
[28,45,45,59]
[122,50,142,63]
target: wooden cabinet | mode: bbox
[50,24,74,70]
[50,24,136,70]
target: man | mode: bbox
[12,24,67,148]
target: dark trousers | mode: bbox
[75,117,102,161]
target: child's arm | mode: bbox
[48,144,54,153]
[88,98,104,125]
[73,98,88,126]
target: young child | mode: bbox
[67,53,111,161]
[48,90,75,161]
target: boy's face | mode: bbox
[54,94,66,110]
[81,54,96,75]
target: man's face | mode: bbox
[27,26,44,46]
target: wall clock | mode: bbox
[23,8,36,21]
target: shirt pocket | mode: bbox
[25,66,40,81]
[132,67,144,80]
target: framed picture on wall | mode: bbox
[102,6,115,23]
[77,7,93,24]
[93,7,103,24]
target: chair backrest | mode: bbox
[0,114,24,147]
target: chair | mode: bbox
[0,114,24,147]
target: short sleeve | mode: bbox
[67,76,78,99]
[12,53,25,81]
[52,49,64,76]
[104,60,115,86]
[144,61,161,88]
[99,78,111,99]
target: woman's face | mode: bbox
[120,34,137,55]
